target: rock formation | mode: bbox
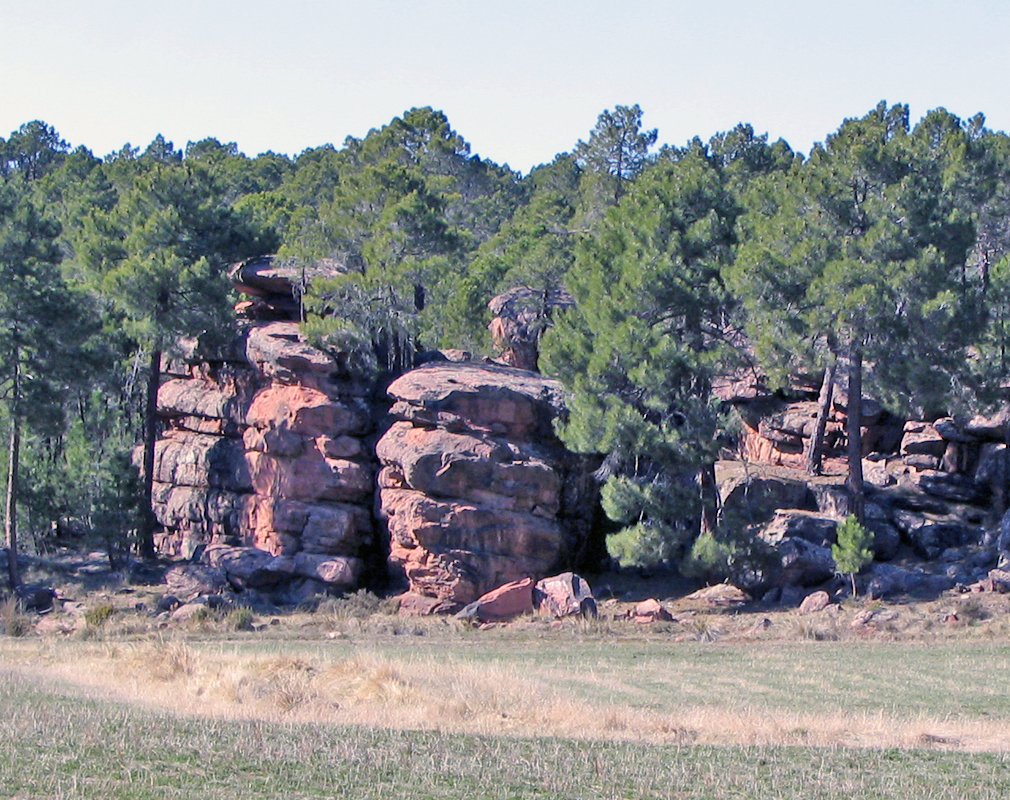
[151,320,376,595]
[487,286,575,372]
[376,362,602,610]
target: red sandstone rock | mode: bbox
[386,362,565,440]
[376,422,560,516]
[244,322,342,389]
[247,450,373,504]
[246,385,365,438]
[396,592,460,616]
[458,577,535,622]
[633,598,673,624]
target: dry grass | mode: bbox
[6,630,1010,754]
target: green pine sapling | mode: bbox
[832,515,874,598]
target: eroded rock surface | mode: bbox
[377,363,601,608]
[151,321,376,596]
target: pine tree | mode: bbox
[540,145,737,566]
[832,515,874,597]
[0,185,86,590]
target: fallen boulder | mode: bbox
[533,572,596,618]
[455,577,535,623]
[632,598,673,624]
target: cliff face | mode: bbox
[150,316,604,601]
[151,321,377,590]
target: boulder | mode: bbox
[386,362,566,441]
[862,519,902,561]
[246,385,367,439]
[382,489,562,604]
[230,255,344,299]
[455,577,535,622]
[866,563,956,598]
[397,592,460,616]
[719,475,816,528]
[747,536,835,589]
[632,598,673,623]
[761,509,839,548]
[376,422,560,515]
[913,470,988,505]
[245,322,345,389]
[891,509,984,560]
[901,421,946,458]
[203,544,294,588]
[798,590,831,614]
[291,553,362,587]
[378,362,601,604]
[164,563,228,600]
[684,583,750,606]
[533,572,596,618]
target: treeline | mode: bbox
[2,102,1009,580]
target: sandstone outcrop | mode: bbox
[151,320,376,596]
[377,363,601,608]
[733,392,902,470]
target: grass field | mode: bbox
[5,610,1010,799]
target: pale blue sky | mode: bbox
[2,0,1008,172]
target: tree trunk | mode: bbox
[698,462,719,537]
[805,355,838,476]
[5,355,19,592]
[846,343,865,521]
[138,348,161,560]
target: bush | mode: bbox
[84,602,115,628]
[0,599,31,637]
[225,607,255,631]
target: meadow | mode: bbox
[5,594,1010,799]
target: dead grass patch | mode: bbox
[6,636,1010,753]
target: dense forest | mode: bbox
[3,102,1010,583]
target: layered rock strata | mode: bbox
[376,362,600,608]
[152,321,375,591]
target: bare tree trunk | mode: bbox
[138,348,161,560]
[805,355,838,476]
[5,355,19,592]
[846,343,865,521]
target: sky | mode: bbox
[3,0,1009,174]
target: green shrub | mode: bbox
[84,602,115,628]
[225,607,255,631]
